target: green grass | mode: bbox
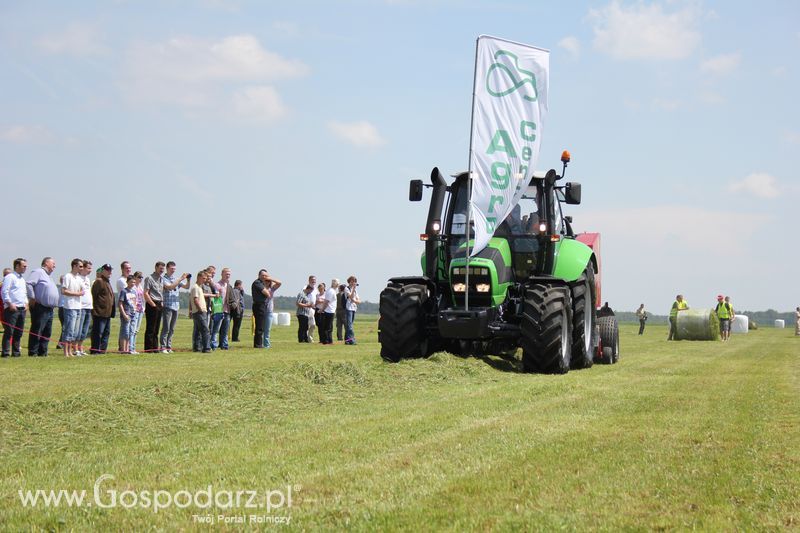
[1,317,798,530]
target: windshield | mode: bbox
[496,186,539,236]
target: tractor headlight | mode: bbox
[476,283,490,293]
[452,283,466,292]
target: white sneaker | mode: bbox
[161,349,169,354]
[131,350,139,355]
[167,349,174,353]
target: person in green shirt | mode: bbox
[668,294,689,341]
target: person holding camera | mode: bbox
[636,303,648,335]
[344,275,361,345]
[160,261,190,353]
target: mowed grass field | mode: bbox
[1,316,798,530]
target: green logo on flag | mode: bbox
[486,50,538,101]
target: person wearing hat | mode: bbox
[715,294,733,342]
[90,264,115,354]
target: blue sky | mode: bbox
[1,0,798,313]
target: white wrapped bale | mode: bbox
[731,315,749,334]
[774,319,785,328]
[276,312,291,326]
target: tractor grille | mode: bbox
[451,275,492,307]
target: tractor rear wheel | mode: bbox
[379,283,430,362]
[521,284,572,374]
[597,315,619,364]
[569,264,597,369]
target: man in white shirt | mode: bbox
[77,259,94,356]
[320,279,339,344]
[306,275,318,342]
[2,258,29,357]
[61,258,86,357]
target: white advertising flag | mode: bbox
[468,35,549,255]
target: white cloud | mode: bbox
[328,120,386,148]
[231,86,287,122]
[0,125,55,144]
[558,36,581,58]
[589,0,702,60]
[122,34,309,110]
[700,53,740,76]
[728,173,780,199]
[37,23,109,56]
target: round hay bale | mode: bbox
[731,315,749,334]
[675,308,720,341]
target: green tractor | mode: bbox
[378,152,619,373]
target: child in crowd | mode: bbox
[118,275,137,354]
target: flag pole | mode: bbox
[464,36,482,311]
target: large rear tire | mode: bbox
[569,264,597,369]
[597,315,619,364]
[521,285,572,374]
[378,283,430,362]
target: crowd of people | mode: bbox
[1,256,361,358]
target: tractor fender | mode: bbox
[552,238,594,283]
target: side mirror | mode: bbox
[409,179,423,201]
[565,182,581,205]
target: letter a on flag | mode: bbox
[468,35,549,255]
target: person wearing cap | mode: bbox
[667,294,689,341]
[2,258,28,357]
[26,257,59,356]
[715,295,733,342]
[90,264,115,354]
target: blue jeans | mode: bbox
[28,305,54,355]
[210,313,224,349]
[345,310,356,342]
[79,309,92,341]
[90,316,111,354]
[160,307,178,349]
[218,313,230,349]
[262,312,274,348]
[130,311,143,351]
[193,312,210,352]
[62,308,81,343]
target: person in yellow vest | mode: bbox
[715,294,734,342]
[668,294,689,341]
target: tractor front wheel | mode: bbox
[521,284,573,374]
[378,283,430,362]
[569,264,597,369]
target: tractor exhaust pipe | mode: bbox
[425,167,448,280]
